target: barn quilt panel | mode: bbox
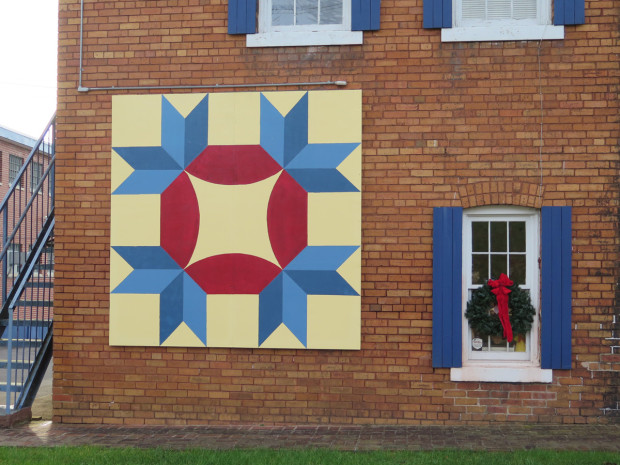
[109,90,361,349]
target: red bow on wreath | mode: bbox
[488,273,514,342]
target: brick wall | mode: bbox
[54,0,619,425]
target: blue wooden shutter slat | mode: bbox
[432,211,445,365]
[352,0,381,31]
[553,207,565,368]
[423,0,452,28]
[370,0,381,30]
[351,0,366,30]
[228,0,256,34]
[555,0,564,24]
[560,208,572,367]
[442,0,452,27]
[440,209,452,365]
[433,208,446,366]
[432,207,462,368]
[245,0,257,33]
[565,0,576,24]
[554,0,585,25]
[433,0,442,28]
[449,209,462,364]
[541,206,572,369]
[229,0,238,34]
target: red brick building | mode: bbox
[0,127,38,203]
[54,0,618,425]
[0,127,47,278]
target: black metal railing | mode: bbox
[0,115,55,414]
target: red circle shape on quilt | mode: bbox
[160,145,308,294]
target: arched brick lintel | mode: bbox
[458,181,543,209]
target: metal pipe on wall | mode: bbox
[76,0,347,93]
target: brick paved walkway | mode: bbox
[0,422,618,450]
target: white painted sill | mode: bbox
[451,365,553,383]
[246,30,363,47]
[441,24,564,42]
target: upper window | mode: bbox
[271,0,346,28]
[248,0,361,47]
[461,0,536,23]
[228,0,381,47]
[423,0,584,42]
[447,0,563,41]
[9,154,23,188]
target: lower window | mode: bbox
[452,206,551,382]
[432,205,572,380]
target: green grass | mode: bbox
[0,448,617,465]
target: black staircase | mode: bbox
[0,115,55,415]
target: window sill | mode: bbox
[246,30,363,47]
[441,24,564,42]
[451,365,552,383]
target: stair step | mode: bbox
[0,360,31,370]
[0,382,23,393]
[0,339,43,348]
[34,263,54,270]
[25,281,53,289]
[15,300,54,307]
[0,319,51,327]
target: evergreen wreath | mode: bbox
[465,278,536,339]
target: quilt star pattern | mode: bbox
[110,90,361,349]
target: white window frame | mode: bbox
[247,0,363,47]
[450,206,552,383]
[441,0,564,42]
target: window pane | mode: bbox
[509,221,526,252]
[297,0,318,25]
[320,0,342,24]
[491,254,507,279]
[472,254,488,284]
[487,0,512,19]
[272,0,294,25]
[489,334,511,351]
[7,243,22,277]
[509,254,526,285]
[514,0,537,19]
[490,222,507,252]
[462,0,486,20]
[472,222,488,252]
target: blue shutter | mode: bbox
[351,0,381,31]
[228,0,256,34]
[554,0,585,25]
[541,206,572,369]
[432,207,462,368]
[423,0,452,28]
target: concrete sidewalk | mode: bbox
[0,422,618,451]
